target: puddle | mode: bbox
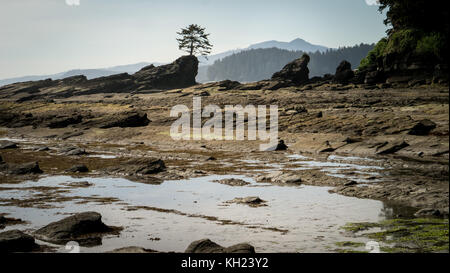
[287,153,387,184]
[87,154,118,159]
[0,174,405,253]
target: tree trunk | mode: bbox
[190,41,194,56]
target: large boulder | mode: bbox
[134,55,199,89]
[33,212,121,246]
[333,60,354,84]
[0,230,38,252]
[185,239,255,253]
[271,54,310,85]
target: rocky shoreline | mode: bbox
[0,54,448,253]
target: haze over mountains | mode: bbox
[0,38,329,87]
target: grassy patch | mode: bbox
[340,218,449,253]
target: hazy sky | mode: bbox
[0,0,386,79]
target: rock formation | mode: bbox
[185,239,255,253]
[134,55,198,89]
[0,55,199,102]
[33,211,121,246]
[271,53,310,85]
[333,60,354,84]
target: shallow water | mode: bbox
[0,172,403,253]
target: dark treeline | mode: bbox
[205,44,374,83]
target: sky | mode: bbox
[0,0,386,79]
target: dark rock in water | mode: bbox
[33,212,121,246]
[5,162,43,175]
[377,141,409,155]
[65,164,89,173]
[271,53,310,85]
[0,155,3,163]
[65,181,92,188]
[226,196,267,207]
[333,60,354,84]
[106,246,158,253]
[0,141,18,149]
[408,119,437,136]
[134,55,198,89]
[0,229,38,252]
[213,178,250,187]
[185,239,255,253]
[414,208,442,218]
[98,111,150,129]
[0,215,25,230]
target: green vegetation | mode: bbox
[340,218,449,253]
[358,0,448,71]
[176,24,212,56]
[359,38,387,70]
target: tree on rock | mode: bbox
[176,24,212,56]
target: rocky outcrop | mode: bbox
[106,246,158,253]
[96,111,150,129]
[33,212,121,246]
[0,162,43,175]
[376,141,410,155]
[0,230,38,252]
[185,239,255,253]
[0,215,25,230]
[255,171,302,184]
[213,178,250,186]
[0,56,199,102]
[271,54,310,85]
[134,55,199,89]
[408,119,437,136]
[333,60,354,84]
[225,196,267,207]
[103,158,166,183]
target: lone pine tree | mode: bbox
[176,24,212,56]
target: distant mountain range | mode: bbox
[0,38,328,86]
[0,62,162,87]
[198,38,328,66]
